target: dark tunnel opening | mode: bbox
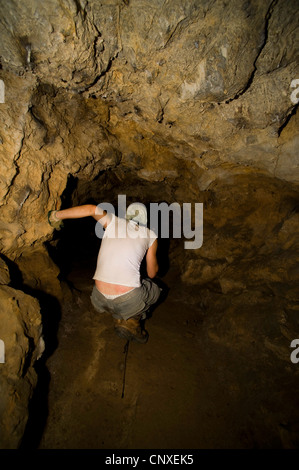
[47,170,181,292]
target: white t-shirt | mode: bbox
[93,214,157,287]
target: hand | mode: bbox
[48,210,64,230]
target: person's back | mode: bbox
[48,204,161,343]
[93,213,157,290]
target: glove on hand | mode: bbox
[48,210,64,230]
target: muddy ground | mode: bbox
[21,257,299,450]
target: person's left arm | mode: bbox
[145,239,159,278]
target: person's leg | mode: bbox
[114,315,149,343]
[90,285,149,343]
[112,279,162,343]
[90,285,109,314]
[132,278,162,320]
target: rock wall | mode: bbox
[0,0,298,258]
[0,0,298,448]
[0,257,44,449]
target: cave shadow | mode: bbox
[46,182,102,288]
[0,254,61,449]
[19,289,61,449]
[46,215,100,289]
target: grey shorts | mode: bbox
[90,278,162,320]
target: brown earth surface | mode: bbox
[20,261,299,450]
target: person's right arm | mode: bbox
[54,204,109,228]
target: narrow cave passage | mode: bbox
[1,0,299,450]
[20,170,299,449]
[32,173,216,449]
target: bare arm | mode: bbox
[146,239,159,278]
[55,204,108,228]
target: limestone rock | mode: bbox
[181,173,299,295]
[0,285,43,449]
[0,0,298,258]
[0,257,10,285]
[0,0,298,448]
[16,245,62,299]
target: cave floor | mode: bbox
[36,264,299,449]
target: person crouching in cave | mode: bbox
[48,203,161,344]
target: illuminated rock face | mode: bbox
[0,0,298,448]
[0,0,298,257]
